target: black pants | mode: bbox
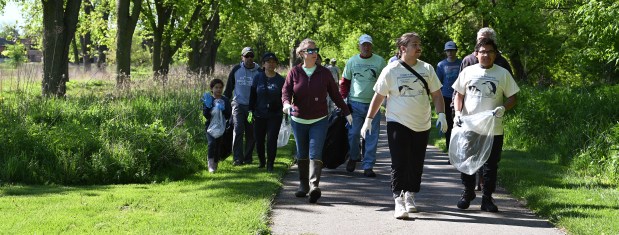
[443,96,454,148]
[461,135,504,196]
[387,122,430,197]
[206,132,221,161]
[254,116,283,165]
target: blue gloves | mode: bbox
[214,100,225,111]
[202,92,213,108]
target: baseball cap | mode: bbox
[444,41,457,51]
[241,47,254,56]
[261,52,278,63]
[359,34,373,45]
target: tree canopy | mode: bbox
[1,0,617,95]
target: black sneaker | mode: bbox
[457,190,476,209]
[481,195,499,212]
[364,169,377,177]
[346,159,357,172]
[233,160,243,166]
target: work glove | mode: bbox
[202,92,213,108]
[282,103,291,115]
[436,112,448,133]
[454,111,463,127]
[360,117,373,139]
[247,111,253,124]
[346,114,353,126]
[493,106,505,118]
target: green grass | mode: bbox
[0,148,296,234]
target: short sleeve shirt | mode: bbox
[374,59,442,132]
[343,54,387,103]
[452,64,520,135]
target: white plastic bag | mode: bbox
[449,110,496,175]
[207,109,226,138]
[277,115,292,148]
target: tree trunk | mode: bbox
[509,51,526,81]
[80,0,93,72]
[116,0,143,88]
[188,4,220,77]
[96,7,110,71]
[42,0,82,97]
[71,36,80,64]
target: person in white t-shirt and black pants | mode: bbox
[361,32,448,219]
[452,38,520,213]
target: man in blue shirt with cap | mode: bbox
[436,41,461,160]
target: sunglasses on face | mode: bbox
[243,54,255,58]
[304,48,320,54]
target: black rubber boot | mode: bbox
[294,159,309,197]
[308,160,323,203]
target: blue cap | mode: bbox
[444,41,457,51]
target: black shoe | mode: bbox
[233,160,243,166]
[457,190,476,209]
[258,162,265,168]
[346,159,357,172]
[243,160,253,164]
[267,165,274,172]
[481,195,499,212]
[364,169,376,177]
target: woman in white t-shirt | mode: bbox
[360,32,448,219]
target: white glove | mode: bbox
[493,106,505,118]
[346,114,353,126]
[454,111,462,127]
[283,103,291,115]
[360,117,372,139]
[437,113,448,133]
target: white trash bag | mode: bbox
[449,110,497,175]
[277,115,292,148]
[207,108,226,138]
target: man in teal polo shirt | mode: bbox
[340,34,387,177]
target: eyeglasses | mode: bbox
[243,54,255,58]
[476,50,496,56]
[304,48,320,54]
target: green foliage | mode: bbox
[504,84,619,185]
[1,41,28,67]
[0,79,206,184]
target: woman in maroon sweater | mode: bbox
[282,38,352,203]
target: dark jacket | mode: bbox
[282,64,350,119]
[249,71,285,119]
[203,95,232,128]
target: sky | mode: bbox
[0,2,23,28]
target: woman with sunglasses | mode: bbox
[282,38,352,203]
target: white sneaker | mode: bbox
[394,193,409,219]
[404,191,417,213]
[208,158,217,173]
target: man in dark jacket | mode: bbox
[224,47,261,166]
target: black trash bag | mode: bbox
[216,118,234,161]
[322,109,350,169]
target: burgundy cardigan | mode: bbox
[282,64,350,119]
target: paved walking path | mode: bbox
[270,120,564,235]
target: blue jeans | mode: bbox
[348,100,381,170]
[291,117,329,161]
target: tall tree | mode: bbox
[79,0,93,71]
[116,0,142,87]
[142,0,205,79]
[187,0,219,77]
[41,0,82,97]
